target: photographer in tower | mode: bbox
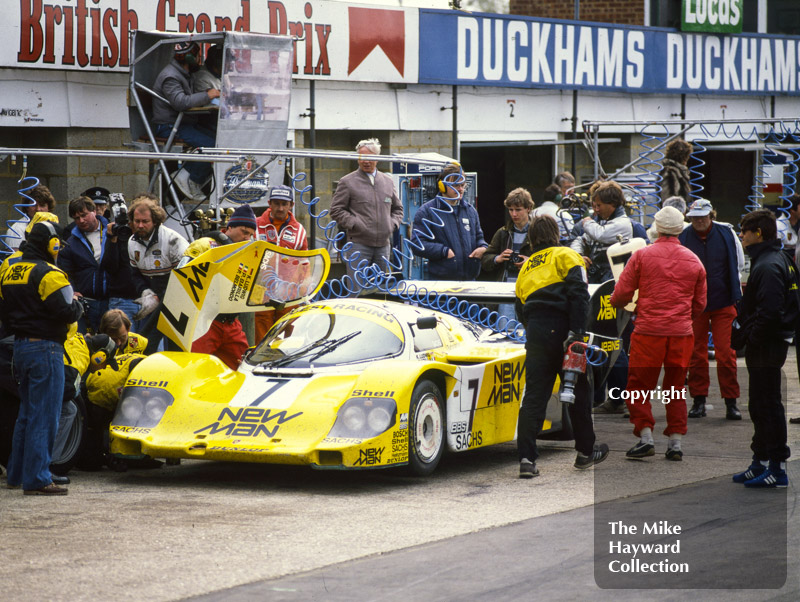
[57,195,139,333]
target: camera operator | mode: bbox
[570,181,633,284]
[57,195,139,333]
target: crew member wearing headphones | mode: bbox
[151,40,220,202]
[0,222,84,495]
[0,211,60,281]
[411,163,487,281]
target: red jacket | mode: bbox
[609,236,706,337]
[256,210,308,250]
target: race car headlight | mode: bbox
[113,387,174,429]
[329,397,397,439]
[342,405,366,431]
[367,406,392,433]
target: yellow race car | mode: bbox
[110,242,620,476]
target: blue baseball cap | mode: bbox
[269,185,293,202]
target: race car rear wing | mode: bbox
[379,280,604,304]
[378,279,628,340]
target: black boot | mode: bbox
[688,396,706,418]
[725,398,742,420]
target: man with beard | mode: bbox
[127,195,189,353]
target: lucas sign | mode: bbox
[682,0,743,34]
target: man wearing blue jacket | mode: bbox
[679,199,744,420]
[412,164,487,280]
[57,196,138,333]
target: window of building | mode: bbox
[768,0,800,35]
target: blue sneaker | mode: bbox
[732,462,766,484]
[744,468,788,488]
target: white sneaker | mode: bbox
[172,169,206,201]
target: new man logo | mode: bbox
[597,294,616,321]
[528,250,551,269]
[175,261,212,304]
[194,406,302,439]
[488,361,524,405]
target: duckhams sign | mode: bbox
[418,10,800,96]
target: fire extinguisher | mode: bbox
[559,341,588,404]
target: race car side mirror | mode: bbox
[416,316,437,330]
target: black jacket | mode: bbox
[57,216,137,299]
[0,245,83,343]
[514,244,589,333]
[739,239,800,347]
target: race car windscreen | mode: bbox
[246,311,403,367]
[248,248,327,306]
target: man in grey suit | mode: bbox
[330,138,403,286]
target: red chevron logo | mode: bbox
[348,7,405,76]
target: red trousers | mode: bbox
[192,318,249,370]
[625,332,692,437]
[688,305,740,399]
[254,307,293,343]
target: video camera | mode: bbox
[560,192,591,222]
[109,193,131,238]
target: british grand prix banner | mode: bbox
[419,9,800,96]
[6,0,418,83]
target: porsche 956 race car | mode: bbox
[109,241,623,476]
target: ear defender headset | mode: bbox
[90,335,116,366]
[40,221,60,258]
[437,162,464,194]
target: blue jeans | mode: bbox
[155,123,215,184]
[109,297,142,333]
[7,339,65,490]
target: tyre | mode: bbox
[407,380,445,476]
[0,395,19,467]
[50,394,88,476]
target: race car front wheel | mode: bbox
[407,380,444,476]
[51,394,88,476]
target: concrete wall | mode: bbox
[0,127,149,227]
